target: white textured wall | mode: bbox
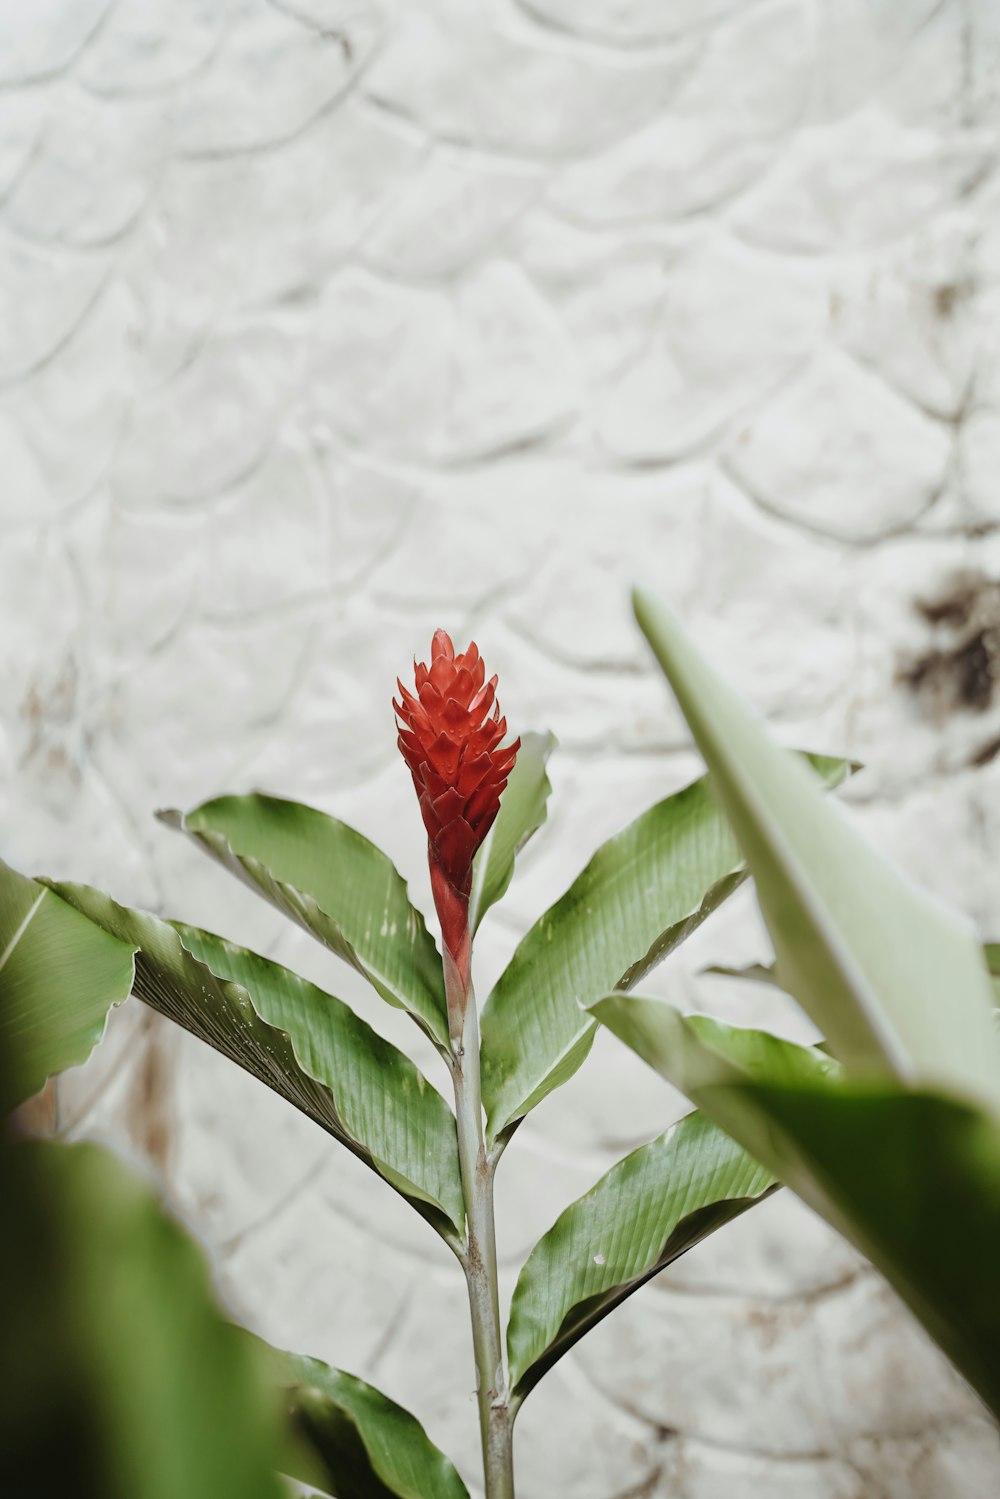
[5,1,1000,1494]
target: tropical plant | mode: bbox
[2,628,852,1498]
[591,588,1000,1422]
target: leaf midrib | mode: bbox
[0,887,46,974]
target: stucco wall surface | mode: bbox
[5,1,1000,1494]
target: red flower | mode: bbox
[395,630,519,984]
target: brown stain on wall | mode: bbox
[124,1012,176,1177]
[19,657,83,788]
[898,571,1000,763]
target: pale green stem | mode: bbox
[446,951,515,1499]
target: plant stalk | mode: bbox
[446,950,514,1499]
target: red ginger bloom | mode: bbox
[395,630,519,979]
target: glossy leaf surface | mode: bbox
[480,755,850,1143]
[506,1110,774,1405]
[591,994,1000,1420]
[160,793,448,1048]
[633,586,1000,1114]
[49,884,464,1241]
[0,859,135,1112]
[468,730,556,933]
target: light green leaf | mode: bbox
[480,755,851,1144]
[506,1110,775,1406]
[591,993,1000,1420]
[49,883,464,1243]
[0,859,136,1112]
[468,731,556,933]
[159,793,448,1049]
[0,1139,286,1498]
[632,586,1000,1114]
[250,1335,471,1499]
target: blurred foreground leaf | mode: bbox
[589,587,1000,1415]
[591,997,1000,1419]
[632,586,1000,1113]
[0,1139,285,1499]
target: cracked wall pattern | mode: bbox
[4,0,1000,1494]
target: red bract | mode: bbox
[395,629,519,982]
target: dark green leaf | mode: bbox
[506,1110,774,1405]
[0,1139,286,1499]
[468,731,556,933]
[480,755,851,1144]
[250,1335,470,1499]
[0,859,135,1112]
[160,794,448,1049]
[49,884,464,1243]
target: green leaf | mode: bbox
[159,793,448,1049]
[632,586,1000,1114]
[589,997,838,1169]
[0,859,136,1112]
[0,1139,286,1498]
[468,730,556,933]
[48,883,464,1243]
[249,1335,471,1499]
[591,994,1000,1420]
[505,1110,775,1406]
[480,754,852,1144]
[986,944,1000,1004]
[704,961,783,988]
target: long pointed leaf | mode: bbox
[480,755,851,1144]
[49,883,464,1242]
[506,1110,774,1406]
[468,730,556,933]
[591,993,1000,1420]
[632,586,1000,1113]
[160,794,448,1049]
[249,1335,471,1499]
[0,859,136,1112]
